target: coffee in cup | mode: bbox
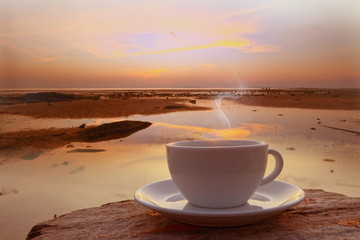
[166,140,283,208]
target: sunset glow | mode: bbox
[1,0,359,88]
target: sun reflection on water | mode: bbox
[153,122,274,140]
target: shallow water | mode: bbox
[0,99,359,240]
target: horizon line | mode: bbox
[1,87,359,91]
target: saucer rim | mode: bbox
[134,179,305,217]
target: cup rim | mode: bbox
[166,140,267,149]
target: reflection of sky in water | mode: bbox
[0,99,359,240]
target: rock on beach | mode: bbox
[27,189,360,240]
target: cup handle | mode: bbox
[260,149,284,186]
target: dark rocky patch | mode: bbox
[76,121,152,142]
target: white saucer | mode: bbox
[134,179,305,227]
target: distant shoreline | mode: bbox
[0,89,359,118]
[0,87,359,95]
[0,89,359,117]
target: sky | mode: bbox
[0,0,359,88]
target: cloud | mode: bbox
[75,38,252,59]
[124,38,250,56]
[2,0,357,88]
[40,56,68,62]
[222,2,278,19]
[124,68,170,79]
[242,44,281,53]
[144,68,168,78]
[198,64,218,70]
[1,1,278,63]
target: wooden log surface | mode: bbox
[27,189,360,240]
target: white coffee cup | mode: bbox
[166,140,283,208]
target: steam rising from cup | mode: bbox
[214,72,244,129]
[215,94,233,128]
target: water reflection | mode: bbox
[0,99,359,240]
[154,122,267,140]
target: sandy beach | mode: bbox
[0,94,210,118]
[233,89,359,110]
[0,89,359,156]
[0,89,359,119]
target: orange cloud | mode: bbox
[243,44,280,53]
[124,68,169,79]
[198,64,218,70]
[144,68,168,78]
[121,39,250,57]
[41,57,57,62]
[74,36,281,60]
[40,56,68,62]
[77,38,251,59]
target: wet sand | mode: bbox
[0,120,151,149]
[233,89,359,110]
[0,89,358,159]
[0,92,211,157]
[0,96,210,118]
[0,89,359,119]
[0,120,153,160]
